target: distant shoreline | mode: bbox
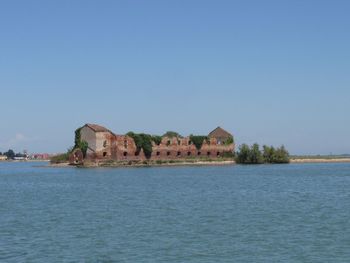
[290,158,350,163]
[0,160,49,162]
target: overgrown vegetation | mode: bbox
[74,127,88,157]
[224,136,234,145]
[126,132,156,159]
[124,130,234,157]
[221,151,235,158]
[50,127,87,164]
[163,131,183,138]
[50,152,70,164]
[235,144,290,164]
[189,135,208,150]
[264,145,290,163]
[151,135,162,146]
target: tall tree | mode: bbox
[5,149,15,159]
[248,143,264,164]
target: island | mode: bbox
[61,124,235,167]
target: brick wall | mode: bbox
[81,125,234,163]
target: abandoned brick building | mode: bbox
[70,124,234,164]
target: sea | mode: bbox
[1,162,350,262]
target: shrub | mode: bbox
[235,143,264,164]
[50,153,69,164]
[235,144,250,164]
[262,145,289,163]
[221,151,235,158]
[272,146,290,163]
[224,136,234,145]
[163,131,183,138]
[236,144,290,164]
[263,145,275,163]
[248,143,264,164]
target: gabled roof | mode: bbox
[85,123,112,133]
[208,126,232,138]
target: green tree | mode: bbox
[236,143,290,164]
[4,149,15,159]
[272,145,290,163]
[235,144,250,164]
[263,145,275,163]
[248,143,264,164]
[163,131,183,138]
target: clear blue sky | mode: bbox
[1,0,349,155]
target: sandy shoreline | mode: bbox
[290,158,350,163]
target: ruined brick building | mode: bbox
[70,124,234,164]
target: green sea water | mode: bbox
[1,162,350,262]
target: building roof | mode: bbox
[208,126,232,138]
[85,123,111,133]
